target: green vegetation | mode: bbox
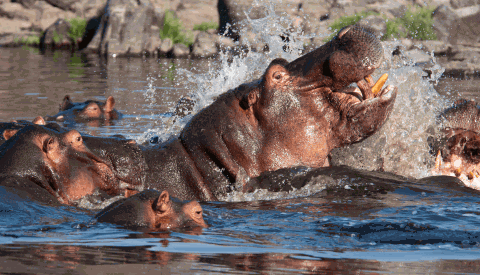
[328,6,437,41]
[159,10,194,47]
[14,35,40,46]
[68,18,87,41]
[388,6,437,40]
[193,21,219,32]
[52,31,62,44]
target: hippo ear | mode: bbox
[264,61,290,87]
[155,191,170,213]
[3,129,18,140]
[104,96,115,112]
[32,116,46,125]
[239,90,258,109]
[60,95,72,111]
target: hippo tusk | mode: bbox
[372,73,388,96]
[435,150,442,170]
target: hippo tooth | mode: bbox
[352,87,363,100]
[372,73,388,96]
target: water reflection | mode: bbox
[1,244,480,274]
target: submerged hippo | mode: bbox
[95,190,207,230]
[45,95,121,124]
[0,124,145,205]
[142,24,397,200]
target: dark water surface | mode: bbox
[1,47,480,274]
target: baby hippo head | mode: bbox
[95,190,207,230]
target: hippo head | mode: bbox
[95,190,207,230]
[0,125,143,205]
[46,95,121,126]
[237,24,396,169]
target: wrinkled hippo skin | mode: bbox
[0,124,145,205]
[45,95,122,124]
[143,24,397,200]
[95,189,207,230]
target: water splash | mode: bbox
[141,1,451,198]
[331,42,449,178]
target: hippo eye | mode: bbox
[273,72,282,80]
[76,136,82,142]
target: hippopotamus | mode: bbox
[45,95,121,125]
[0,124,145,205]
[433,99,480,186]
[95,189,207,230]
[0,25,397,202]
[141,24,397,200]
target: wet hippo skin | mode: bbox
[0,25,397,202]
[433,99,480,180]
[95,189,207,230]
[0,124,145,205]
[45,95,121,124]
[142,24,397,201]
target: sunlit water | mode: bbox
[1,5,480,273]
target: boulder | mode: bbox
[450,0,478,9]
[145,35,162,56]
[0,2,36,21]
[158,37,173,56]
[172,43,189,58]
[217,0,330,40]
[191,32,217,58]
[14,0,37,9]
[45,0,79,12]
[39,18,72,49]
[432,5,459,43]
[85,0,163,56]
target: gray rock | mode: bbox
[454,4,480,17]
[450,0,478,9]
[15,0,37,9]
[40,18,72,48]
[45,0,79,12]
[432,5,459,43]
[191,32,217,58]
[0,2,36,21]
[159,37,173,56]
[421,40,452,55]
[215,34,235,51]
[85,0,162,56]
[145,35,162,56]
[172,43,189,58]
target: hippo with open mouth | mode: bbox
[142,24,397,200]
[0,24,397,203]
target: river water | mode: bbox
[1,25,480,273]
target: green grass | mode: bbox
[193,21,219,32]
[67,18,87,41]
[159,10,194,47]
[398,6,437,40]
[327,6,437,41]
[14,35,40,46]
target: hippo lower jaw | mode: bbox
[347,85,396,117]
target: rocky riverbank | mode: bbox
[1,0,479,77]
